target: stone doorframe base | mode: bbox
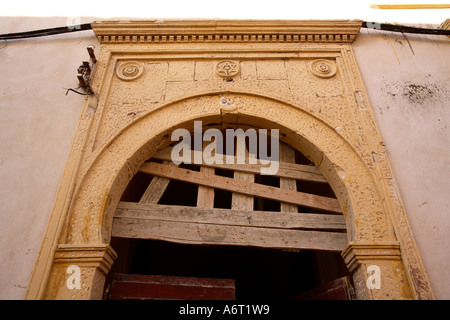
[342,241,412,299]
[25,19,434,300]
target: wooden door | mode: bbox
[109,273,235,300]
[292,276,356,300]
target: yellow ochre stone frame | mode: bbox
[25,20,434,300]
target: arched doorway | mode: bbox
[27,92,422,300]
[25,20,434,299]
[104,132,352,299]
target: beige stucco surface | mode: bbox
[352,28,450,299]
[0,17,97,299]
[0,17,448,299]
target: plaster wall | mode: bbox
[0,17,448,299]
[0,17,98,299]
[352,28,450,299]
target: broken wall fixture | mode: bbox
[75,45,97,94]
[26,20,434,300]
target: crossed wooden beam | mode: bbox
[112,144,348,252]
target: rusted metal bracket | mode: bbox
[76,45,96,94]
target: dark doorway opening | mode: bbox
[106,136,350,300]
[105,238,349,300]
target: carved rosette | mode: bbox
[216,60,240,78]
[310,59,337,78]
[116,61,144,81]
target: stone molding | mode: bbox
[42,244,118,299]
[54,244,117,275]
[342,241,401,273]
[91,20,363,44]
[342,241,414,299]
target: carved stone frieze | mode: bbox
[92,20,363,44]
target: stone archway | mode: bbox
[31,92,417,300]
[25,20,434,300]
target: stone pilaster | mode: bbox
[342,241,413,300]
[44,244,117,300]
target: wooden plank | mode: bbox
[110,273,235,300]
[292,276,354,300]
[115,202,347,231]
[157,145,323,175]
[197,166,215,208]
[112,214,347,252]
[280,143,298,213]
[139,160,176,204]
[232,171,254,210]
[140,162,342,213]
[153,146,327,183]
[197,142,215,208]
[232,139,254,211]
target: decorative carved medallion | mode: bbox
[216,60,240,78]
[310,59,337,78]
[116,61,144,81]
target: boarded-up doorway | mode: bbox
[105,132,350,300]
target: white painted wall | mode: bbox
[0,17,98,299]
[0,17,448,299]
[353,28,450,299]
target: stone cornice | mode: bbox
[54,244,117,275]
[91,19,363,44]
[341,241,401,272]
